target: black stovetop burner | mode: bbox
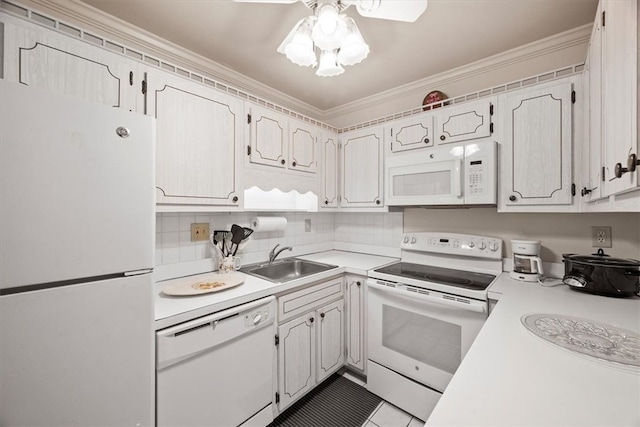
[374,262,496,291]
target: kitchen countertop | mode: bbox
[154,250,397,330]
[426,274,640,427]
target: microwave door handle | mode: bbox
[452,159,462,198]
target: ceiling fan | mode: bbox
[233,0,429,76]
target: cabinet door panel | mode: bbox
[250,106,287,169]
[278,315,315,411]
[341,127,384,207]
[601,0,638,196]
[585,6,603,201]
[390,115,433,153]
[3,20,139,111]
[290,121,317,173]
[321,133,339,208]
[316,299,344,383]
[346,277,365,371]
[435,100,492,145]
[148,72,243,206]
[503,82,572,206]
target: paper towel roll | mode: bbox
[251,216,287,232]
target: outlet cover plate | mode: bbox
[191,223,210,242]
[591,226,612,248]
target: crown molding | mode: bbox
[322,23,592,122]
[22,0,325,119]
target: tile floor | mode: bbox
[340,371,425,427]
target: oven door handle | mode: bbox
[367,280,486,314]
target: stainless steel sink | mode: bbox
[240,258,338,283]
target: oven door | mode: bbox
[366,279,487,392]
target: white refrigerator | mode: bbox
[0,80,155,426]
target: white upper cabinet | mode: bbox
[320,131,339,208]
[249,105,288,169]
[248,105,318,174]
[388,114,434,153]
[434,99,494,145]
[599,0,638,197]
[340,126,385,208]
[500,79,575,209]
[1,17,143,112]
[147,70,244,209]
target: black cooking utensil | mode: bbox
[213,230,229,256]
[230,224,254,256]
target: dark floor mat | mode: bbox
[268,373,382,427]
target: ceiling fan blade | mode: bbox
[351,0,428,23]
[233,0,298,3]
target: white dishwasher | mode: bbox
[156,296,276,427]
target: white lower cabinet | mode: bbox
[345,275,366,372]
[276,278,344,412]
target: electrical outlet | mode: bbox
[304,219,311,232]
[591,226,612,248]
[190,223,210,242]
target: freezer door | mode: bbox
[0,80,155,290]
[0,274,154,426]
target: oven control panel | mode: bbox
[401,232,502,259]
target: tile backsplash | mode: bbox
[156,211,403,266]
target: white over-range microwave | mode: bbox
[386,139,497,206]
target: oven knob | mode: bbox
[403,236,410,243]
[468,241,475,248]
[410,236,417,244]
[478,241,487,250]
[489,242,499,251]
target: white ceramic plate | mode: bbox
[161,273,244,296]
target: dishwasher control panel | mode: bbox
[244,305,271,327]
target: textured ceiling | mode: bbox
[78,0,598,111]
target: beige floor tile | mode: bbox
[370,402,413,427]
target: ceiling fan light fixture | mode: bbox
[283,18,317,67]
[312,6,347,50]
[337,17,369,66]
[316,49,344,77]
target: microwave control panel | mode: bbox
[401,232,502,259]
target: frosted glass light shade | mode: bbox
[282,17,316,67]
[312,4,347,50]
[316,49,344,77]
[337,17,369,66]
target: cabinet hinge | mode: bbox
[489,103,494,115]
[571,183,576,197]
[489,122,494,134]
[275,334,279,346]
[571,90,576,104]
[602,10,605,27]
[247,145,251,156]
[275,392,280,404]
[602,166,606,182]
[129,71,133,86]
[141,79,147,95]
[247,113,251,124]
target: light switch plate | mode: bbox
[191,223,210,242]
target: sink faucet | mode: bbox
[269,244,292,264]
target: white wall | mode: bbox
[404,208,640,263]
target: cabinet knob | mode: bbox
[292,161,297,167]
[356,281,361,287]
[232,196,239,203]
[509,195,517,202]
[324,200,329,205]
[440,135,446,141]
[281,159,286,165]
[309,317,315,323]
[375,200,381,205]
[627,153,639,172]
[614,163,627,179]
[581,187,592,197]
[423,137,430,144]
[320,312,325,319]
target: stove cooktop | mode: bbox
[373,262,496,291]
